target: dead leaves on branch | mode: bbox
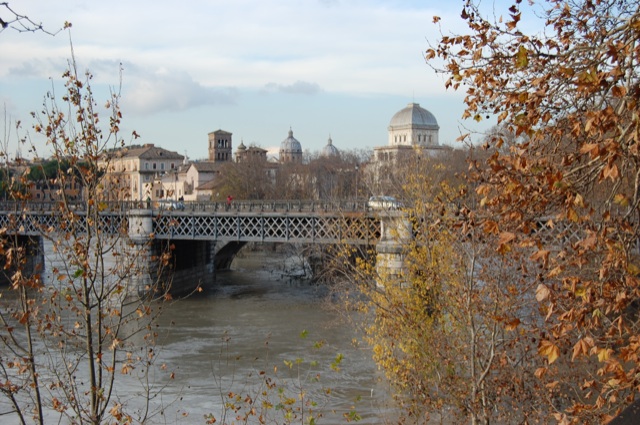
[428,0,640,420]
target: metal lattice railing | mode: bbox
[152,212,380,244]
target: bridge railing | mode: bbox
[179,200,369,213]
[0,200,371,214]
[0,200,138,213]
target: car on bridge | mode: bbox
[367,196,403,210]
[158,200,185,211]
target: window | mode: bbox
[145,163,149,170]
[153,163,157,170]
[161,163,165,170]
[171,163,175,169]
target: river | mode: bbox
[152,249,393,424]
[0,244,395,424]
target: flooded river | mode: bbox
[1,245,395,424]
[152,249,393,424]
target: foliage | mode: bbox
[333,158,550,424]
[215,153,276,200]
[0,53,174,424]
[426,0,640,421]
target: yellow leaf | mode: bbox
[613,193,629,207]
[597,348,611,362]
[627,263,640,276]
[516,45,528,68]
[539,340,560,364]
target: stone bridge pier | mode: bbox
[128,209,215,297]
[375,211,412,287]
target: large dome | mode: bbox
[280,129,302,153]
[389,103,439,129]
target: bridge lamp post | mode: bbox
[355,165,359,202]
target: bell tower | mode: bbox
[208,129,233,162]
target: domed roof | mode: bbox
[237,140,246,151]
[280,129,302,153]
[321,136,339,157]
[389,103,439,129]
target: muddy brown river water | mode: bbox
[1,245,395,424]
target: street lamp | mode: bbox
[355,165,359,202]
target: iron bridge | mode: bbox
[0,200,381,245]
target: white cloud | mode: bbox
[122,68,238,115]
[263,81,321,95]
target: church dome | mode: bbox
[279,128,303,163]
[280,129,302,153]
[321,137,339,157]
[389,103,439,129]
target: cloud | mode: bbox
[122,68,238,115]
[8,57,68,79]
[263,80,321,95]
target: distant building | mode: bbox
[183,161,223,201]
[235,141,268,163]
[321,137,339,157]
[374,102,449,164]
[100,143,184,201]
[279,128,303,163]
[208,129,233,162]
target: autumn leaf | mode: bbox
[571,338,592,361]
[613,193,629,207]
[603,163,619,181]
[539,340,560,364]
[530,249,550,265]
[505,318,521,331]
[596,348,612,363]
[498,231,516,245]
[516,45,528,68]
[535,367,547,379]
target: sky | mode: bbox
[0,0,509,161]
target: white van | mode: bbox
[367,196,402,210]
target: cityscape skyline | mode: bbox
[0,1,529,160]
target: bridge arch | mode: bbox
[213,241,247,270]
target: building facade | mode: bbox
[100,144,184,201]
